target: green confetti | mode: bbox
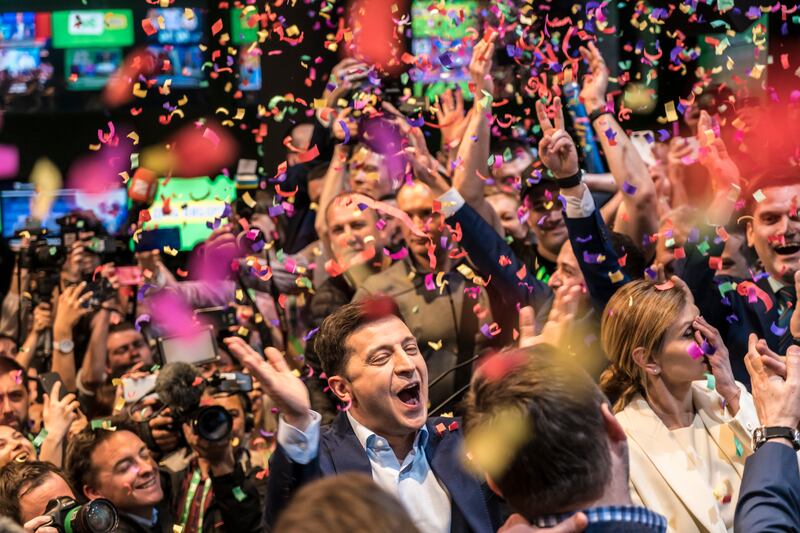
[232,486,247,502]
[734,436,743,457]
[32,429,48,449]
[717,281,735,297]
[696,241,711,255]
[704,372,716,391]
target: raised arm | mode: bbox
[451,33,504,235]
[50,283,92,392]
[579,42,658,250]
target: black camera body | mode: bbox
[15,227,65,306]
[44,496,118,533]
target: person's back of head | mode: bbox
[274,473,419,533]
[464,346,625,521]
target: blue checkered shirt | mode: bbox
[532,505,667,532]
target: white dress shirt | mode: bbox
[277,410,452,533]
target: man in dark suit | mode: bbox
[735,336,800,531]
[224,297,505,533]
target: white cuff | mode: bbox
[437,188,466,218]
[276,410,322,464]
[75,369,97,397]
[564,185,596,219]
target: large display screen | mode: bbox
[145,8,203,45]
[0,12,54,97]
[410,0,478,99]
[65,48,122,90]
[144,7,205,89]
[230,8,258,45]
[0,187,128,238]
[239,47,261,91]
[51,10,134,49]
[135,175,236,251]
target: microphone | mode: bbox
[427,353,481,389]
[128,167,158,205]
[154,362,203,417]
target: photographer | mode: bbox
[0,461,77,531]
[162,382,266,533]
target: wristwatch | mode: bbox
[557,169,584,189]
[753,426,800,451]
[53,339,75,353]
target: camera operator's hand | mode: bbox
[324,58,369,108]
[32,303,53,333]
[42,382,80,440]
[53,282,92,335]
[224,337,312,430]
[23,515,58,533]
[99,262,121,291]
[62,242,87,284]
[536,97,579,179]
[183,423,236,476]
[136,250,164,283]
[134,398,181,453]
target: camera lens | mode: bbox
[72,498,118,533]
[194,405,232,441]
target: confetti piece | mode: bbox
[622,181,637,195]
[687,343,704,360]
[212,18,223,36]
[734,436,743,457]
[655,280,674,291]
[770,322,788,336]
[0,144,20,178]
[664,101,678,122]
[752,189,766,203]
[142,18,158,36]
[608,270,624,283]
[232,486,247,502]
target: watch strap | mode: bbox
[588,107,612,124]
[557,170,583,189]
[754,426,800,451]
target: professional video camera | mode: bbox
[43,496,118,533]
[137,363,253,449]
[57,213,122,258]
[15,227,65,306]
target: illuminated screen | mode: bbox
[410,0,478,99]
[0,188,128,238]
[65,48,122,90]
[147,44,205,88]
[239,46,261,91]
[145,8,203,45]
[0,12,53,95]
[135,175,236,251]
[230,8,258,45]
[51,10,134,49]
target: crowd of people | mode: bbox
[1,20,800,533]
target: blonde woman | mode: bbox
[600,277,758,533]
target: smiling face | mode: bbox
[348,147,393,200]
[333,315,428,439]
[0,425,35,467]
[653,301,708,386]
[326,201,385,268]
[19,473,77,523]
[526,188,567,260]
[83,431,163,516]
[746,184,800,285]
[487,193,527,240]
[396,183,442,266]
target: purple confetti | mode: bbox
[622,181,637,195]
[303,327,319,342]
[770,322,788,336]
[338,120,350,144]
[575,235,593,244]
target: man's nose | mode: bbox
[1,397,11,414]
[548,273,561,289]
[393,348,416,374]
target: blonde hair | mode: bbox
[599,280,688,412]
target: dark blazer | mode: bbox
[734,441,800,532]
[266,413,506,532]
[676,233,791,387]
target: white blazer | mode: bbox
[616,381,759,533]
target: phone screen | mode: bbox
[158,327,219,366]
[39,373,66,401]
[121,374,158,404]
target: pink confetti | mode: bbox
[0,144,19,178]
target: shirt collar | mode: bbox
[768,275,788,294]
[122,507,158,529]
[532,505,667,532]
[345,412,428,456]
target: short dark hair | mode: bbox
[0,461,74,524]
[65,423,136,493]
[274,473,419,533]
[108,321,138,336]
[0,358,28,391]
[313,296,404,377]
[463,346,613,520]
[743,170,800,216]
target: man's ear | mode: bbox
[84,484,101,501]
[327,375,352,404]
[601,403,627,445]
[631,347,659,377]
[745,220,754,248]
[484,473,503,498]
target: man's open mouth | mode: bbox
[774,243,800,256]
[135,477,157,490]
[13,451,29,463]
[396,382,421,407]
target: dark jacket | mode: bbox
[735,441,800,532]
[266,413,507,532]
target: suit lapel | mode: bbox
[322,413,372,475]
[692,384,751,478]
[619,397,726,533]
[426,419,493,533]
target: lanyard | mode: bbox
[179,469,213,531]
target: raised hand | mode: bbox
[578,41,609,114]
[790,271,800,340]
[536,97,579,179]
[433,88,468,146]
[224,336,312,430]
[745,334,800,429]
[696,109,741,189]
[692,315,739,408]
[53,282,93,333]
[470,31,497,99]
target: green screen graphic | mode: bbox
[52,10,134,49]
[230,8,259,44]
[134,175,236,251]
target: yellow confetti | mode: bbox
[427,340,443,351]
[608,270,624,283]
[132,83,148,98]
[286,25,300,37]
[163,245,179,256]
[664,101,678,122]
[127,132,139,145]
[233,108,245,120]
[750,64,765,79]
[183,7,195,20]
[242,191,256,208]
